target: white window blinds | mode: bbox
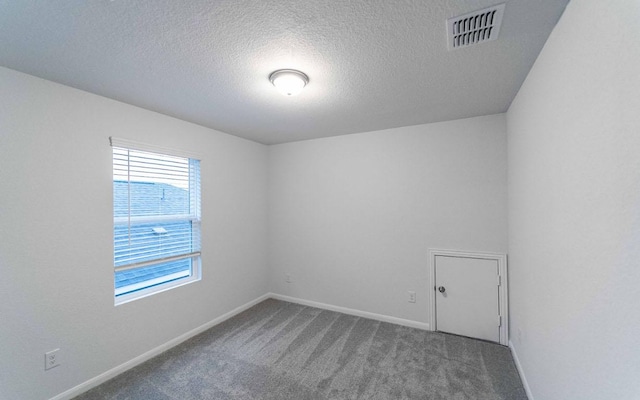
[112,144,201,272]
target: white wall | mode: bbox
[269,115,507,324]
[507,1,640,399]
[0,67,269,400]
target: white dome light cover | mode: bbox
[269,69,309,96]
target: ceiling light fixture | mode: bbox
[269,69,309,96]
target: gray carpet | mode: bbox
[74,299,527,399]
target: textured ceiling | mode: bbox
[0,0,568,144]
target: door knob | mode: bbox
[438,286,446,293]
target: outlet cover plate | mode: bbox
[45,349,60,370]
[408,291,416,303]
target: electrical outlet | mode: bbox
[45,349,60,370]
[285,273,292,283]
[408,291,416,303]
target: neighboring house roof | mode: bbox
[114,180,190,218]
[114,181,192,291]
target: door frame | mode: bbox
[428,249,509,345]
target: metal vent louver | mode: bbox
[447,3,505,50]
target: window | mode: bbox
[111,138,201,304]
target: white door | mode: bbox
[435,255,500,343]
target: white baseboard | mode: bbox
[50,293,271,400]
[52,292,430,400]
[509,340,533,400]
[269,293,430,331]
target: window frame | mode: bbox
[110,137,202,305]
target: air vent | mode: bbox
[447,3,505,50]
